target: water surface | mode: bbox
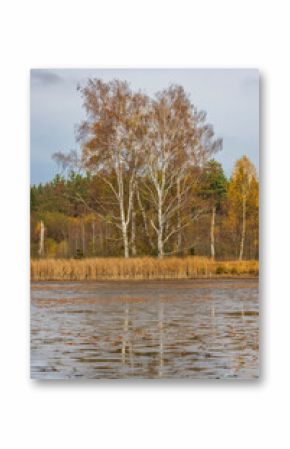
[31,279,259,379]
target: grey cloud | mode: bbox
[31,69,64,87]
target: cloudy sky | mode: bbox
[30,68,259,185]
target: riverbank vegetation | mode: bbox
[31,79,259,263]
[31,257,258,281]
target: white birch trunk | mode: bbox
[92,221,95,255]
[177,178,182,254]
[121,217,129,258]
[131,209,137,257]
[157,231,164,259]
[82,222,85,255]
[119,192,129,258]
[38,220,45,257]
[210,205,216,260]
[157,190,164,259]
[239,196,246,260]
[117,160,130,259]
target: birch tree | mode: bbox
[140,85,222,258]
[228,156,258,260]
[77,79,149,258]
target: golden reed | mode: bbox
[31,257,259,281]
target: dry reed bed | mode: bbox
[31,257,259,281]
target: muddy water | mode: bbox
[31,279,259,379]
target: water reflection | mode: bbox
[31,279,259,379]
[158,300,164,378]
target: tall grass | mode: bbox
[31,257,259,281]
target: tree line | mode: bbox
[31,79,259,260]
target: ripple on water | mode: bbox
[31,279,259,379]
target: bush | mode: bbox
[216,265,225,274]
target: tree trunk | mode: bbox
[122,225,129,258]
[131,210,137,257]
[157,197,164,259]
[119,189,130,258]
[117,165,132,259]
[177,178,182,254]
[38,220,45,257]
[82,222,85,256]
[157,231,164,259]
[239,197,246,260]
[92,221,95,255]
[210,205,216,260]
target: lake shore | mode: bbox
[31,256,259,281]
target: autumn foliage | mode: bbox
[31,79,259,264]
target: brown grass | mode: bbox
[31,257,259,281]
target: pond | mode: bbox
[31,279,259,379]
